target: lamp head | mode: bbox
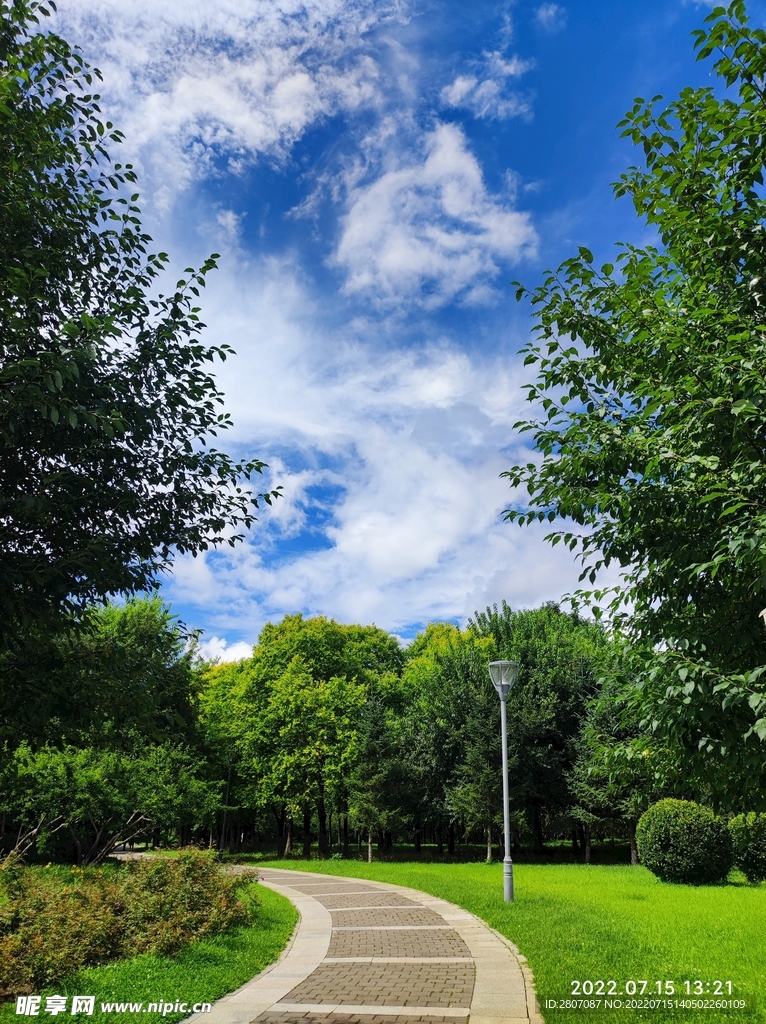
[488,660,519,700]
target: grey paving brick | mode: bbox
[315,893,418,910]
[280,962,474,1008]
[284,882,380,895]
[327,929,471,960]
[329,908,446,928]
[253,1014,464,1024]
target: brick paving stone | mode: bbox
[329,908,446,928]
[328,929,471,959]
[283,882,379,895]
[315,893,418,909]
[253,1014,463,1023]
[279,962,474,1008]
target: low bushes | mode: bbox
[0,851,257,995]
[636,799,733,885]
[728,812,766,883]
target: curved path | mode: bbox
[190,868,543,1024]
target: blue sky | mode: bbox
[54,0,766,657]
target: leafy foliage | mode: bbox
[0,0,278,642]
[0,852,256,995]
[4,745,219,865]
[636,799,733,885]
[504,2,766,786]
[728,811,766,882]
[0,596,202,749]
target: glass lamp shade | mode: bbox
[488,660,519,699]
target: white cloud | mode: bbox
[197,636,254,663]
[333,122,537,307]
[535,4,567,33]
[48,0,591,644]
[440,51,534,120]
[161,260,614,639]
[52,0,401,207]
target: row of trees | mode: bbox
[2,597,743,866]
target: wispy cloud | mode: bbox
[161,260,603,641]
[53,0,403,207]
[333,122,537,308]
[51,0,587,645]
[440,51,534,120]
[534,3,568,33]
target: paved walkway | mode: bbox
[191,868,543,1024]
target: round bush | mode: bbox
[636,799,733,885]
[729,812,766,883]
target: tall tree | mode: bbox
[469,602,607,850]
[206,615,399,857]
[0,0,278,643]
[0,596,203,750]
[504,2,766,802]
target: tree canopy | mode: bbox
[0,0,278,642]
[504,1,766,792]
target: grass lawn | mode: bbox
[0,883,297,1024]
[259,858,765,1023]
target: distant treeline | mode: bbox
[0,597,744,866]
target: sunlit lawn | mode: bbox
[260,858,765,1023]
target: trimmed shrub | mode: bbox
[729,812,766,883]
[0,851,258,995]
[636,799,733,885]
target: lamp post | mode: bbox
[489,659,519,902]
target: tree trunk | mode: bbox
[414,823,422,854]
[367,831,373,864]
[69,826,83,867]
[448,822,455,855]
[628,819,638,865]
[584,823,592,865]
[532,806,544,855]
[317,799,330,858]
[437,822,443,855]
[571,826,579,857]
[486,823,493,863]
[284,816,293,857]
[218,764,232,856]
[274,805,287,858]
[302,805,312,859]
[342,802,349,859]
[577,822,586,857]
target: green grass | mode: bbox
[259,858,765,1023]
[0,883,297,1024]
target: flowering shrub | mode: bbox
[0,851,257,995]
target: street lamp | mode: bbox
[489,659,519,902]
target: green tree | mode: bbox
[400,624,474,853]
[0,596,202,749]
[5,743,219,864]
[203,615,399,857]
[469,602,607,850]
[0,0,278,644]
[347,685,406,862]
[504,2,766,804]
